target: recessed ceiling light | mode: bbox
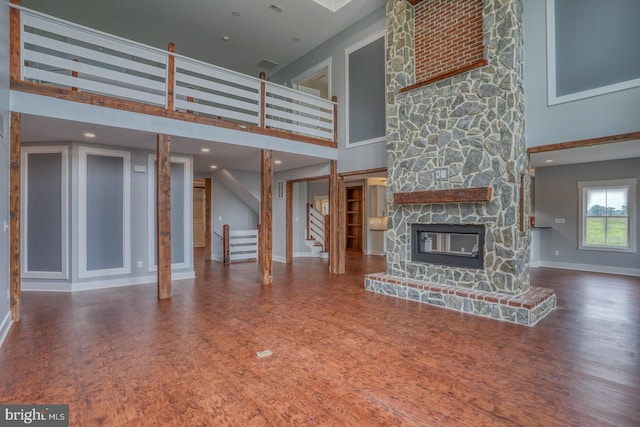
[201,148,210,153]
[210,165,218,169]
[274,160,282,165]
[232,11,240,17]
[222,35,230,42]
[84,132,96,138]
[544,159,554,163]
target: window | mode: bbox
[578,179,637,253]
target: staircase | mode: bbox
[305,204,329,258]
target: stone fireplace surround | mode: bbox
[364,0,555,326]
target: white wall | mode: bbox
[523,0,640,146]
[0,0,12,347]
[271,7,387,174]
[535,158,640,276]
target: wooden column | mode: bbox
[10,0,21,82]
[204,178,212,260]
[329,160,339,273]
[332,95,338,144]
[259,72,266,128]
[156,134,172,299]
[223,224,230,264]
[336,176,346,273]
[167,43,175,111]
[260,150,273,285]
[10,112,21,322]
[286,181,293,264]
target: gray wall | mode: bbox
[535,158,640,272]
[523,0,640,146]
[0,0,11,341]
[210,177,259,239]
[271,6,386,174]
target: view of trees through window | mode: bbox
[584,186,629,247]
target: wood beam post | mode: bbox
[156,134,172,299]
[259,72,266,128]
[204,178,212,260]
[329,160,339,273]
[167,43,175,111]
[260,150,273,285]
[10,112,21,322]
[10,0,21,82]
[223,224,230,264]
[336,176,346,273]
[286,181,293,264]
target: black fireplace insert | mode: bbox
[411,224,485,269]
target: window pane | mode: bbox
[605,217,629,247]
[606,187,628,215]
[585,217,606,245]
[586,188,607,216]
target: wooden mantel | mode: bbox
[394,187,492,204]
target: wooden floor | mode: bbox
[1,252,639,426]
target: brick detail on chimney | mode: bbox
[414,0,484,84]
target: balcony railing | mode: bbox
[10,4,337,146]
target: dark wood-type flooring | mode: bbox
[1,251,639,426]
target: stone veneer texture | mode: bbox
[385,0,532,296]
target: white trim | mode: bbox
[577,178,637,254]
[21,146,69,280]
[78,147,132,279]
[147,155,193,272]
[273,255,287,264]
[0,312,12,350]
[291,57,333,99]
[294,252,321,258]
[345,28,386,148]
[21,271,196,293]
[535,261,640,278]
[546,0,640,105]
[364,250,386,256]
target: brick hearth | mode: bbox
[365,273,556,326]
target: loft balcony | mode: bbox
[9,4,338,150]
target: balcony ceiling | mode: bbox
[21,0,385,77]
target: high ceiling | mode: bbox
[21,0,385,77]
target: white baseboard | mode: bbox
[294,252,320,258]
[536,261,640,277]
[0,311,12,350]
[273,256,286,264]
[22,270,196,293]
[364,250,386,256]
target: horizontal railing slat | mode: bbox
[230,253,258,261]
[265,118,333,139]
[229,237,258,245]
[175,58,260,91]
[265,96,333,121]
[266,83,335,110]
[23,32,166,78]
[175,85,259,113]
[266,106,332,132]
[24,68,166,105]
[24,50,166,92]
[174,99,259,124]
[175,72,259,103]
[23,13,168,64]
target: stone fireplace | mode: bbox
[364,0,555,326]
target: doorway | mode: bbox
[193,180,206,248]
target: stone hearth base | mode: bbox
[364,273,556,327]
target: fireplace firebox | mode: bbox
[411,224,485,269]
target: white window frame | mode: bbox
[78,147,132,278]
[291,57,332,100]
[147,155,193,272]
[546,0,640,105]
[578,178,637,253]
[345,28,386,148]
[21,145,69,279]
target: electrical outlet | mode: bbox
[137,261,143,268]
[554,218,565,224]
[435,168,448,180]
[554,249,559,256]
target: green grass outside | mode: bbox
[586,217,628,247]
